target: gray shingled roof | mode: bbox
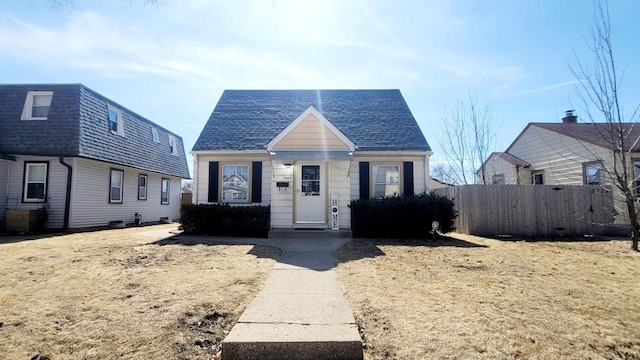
[192,89,431,152]
[530,123,640,152]
[0,84,190,178]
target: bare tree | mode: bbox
[437,94,497,185]
[571,0,640,251]
[430,163,457,186]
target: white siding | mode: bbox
[193,154,271,205]
[270,161,293,228]
[328,161,351,229]
[4,156,69,229]
[509,126,612,185]
[482,156,521,184]
[0,160,9,227]
[70,158,182,228]
[193,152,429,229]
[350,155,428,200]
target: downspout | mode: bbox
[192,153,198,204]
[59,157,72,230]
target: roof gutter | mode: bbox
[58,157,73,230]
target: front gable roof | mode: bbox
[267,106,355,152]
[192,89,431,152]
[477,152,529,175]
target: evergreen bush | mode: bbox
[349,193,456,239]
[180,204,270,238]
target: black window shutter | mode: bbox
[359,162,370,200]
[252,161,262,203]
[208,161,219,203]
[403,161,414,196]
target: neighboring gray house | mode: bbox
[0,84,190,230]
[191,89,432,230]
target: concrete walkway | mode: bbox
[220,237,363,360]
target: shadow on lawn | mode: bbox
[151,234,283,260]
[334,235,487,264]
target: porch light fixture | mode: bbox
[269,151,276,155]
[284,163,292,168]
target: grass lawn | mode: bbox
[0,224,279,360]
[335,234,640,360]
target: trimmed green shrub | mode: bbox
[349,193,456,239]
[180,204,270,238]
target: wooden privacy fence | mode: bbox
[181,192,193,206]
[434,185,620,237]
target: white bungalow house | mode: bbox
[0,84,190,231]
[191,89,432,231]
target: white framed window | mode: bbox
[222,165,249,202]
[21,91,53,120]
[161,178,170,205]
[531,170,544,185]
[109,168,124,204]
[583,161,603,185]
[138,174,148,200]
[151,127,159,142]
[168,135,178,156]
[373,165,400,198]
[107,104,124,136]
[492,174,505,185]
[23,162,48,202]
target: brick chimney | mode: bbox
[562,110,578,123]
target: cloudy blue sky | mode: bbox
[1,0,639,176]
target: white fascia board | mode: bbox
[190,150,268,155]
[353,150,432,157]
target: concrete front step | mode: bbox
[268,228,352,239]
[223,323,362,360]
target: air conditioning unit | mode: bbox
[331,192,339,230]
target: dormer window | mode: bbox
[151,127,159,142]
[107,104,124,136]
[168,135,178,156]
[21,91,53,120]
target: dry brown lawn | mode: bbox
[335,234,640,360]
[0,224,279,360]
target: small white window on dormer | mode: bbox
[151,127,159,142]
[168,135,178,156]
[107,104,125,136]
[21,91,53,120]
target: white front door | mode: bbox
[295,163,326,224]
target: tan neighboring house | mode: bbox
[478,110,640,222]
